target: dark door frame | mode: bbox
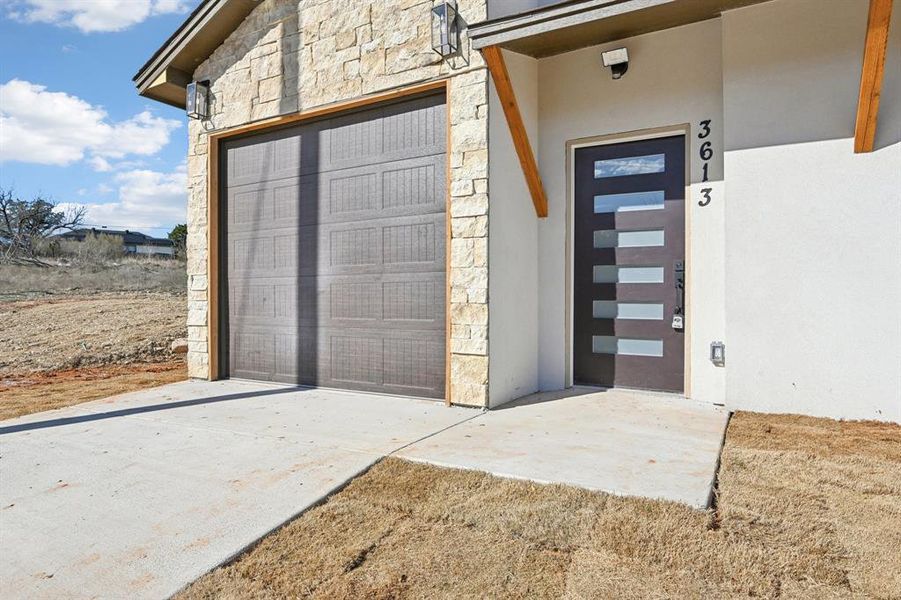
[564,124,692,396]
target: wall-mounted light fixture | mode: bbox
[186,80,210,120]
[431,0,460,58]
[601,48,629,79]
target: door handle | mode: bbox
[672,260,684,330]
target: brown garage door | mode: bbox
[220,93,446,399]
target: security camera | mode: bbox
[601,48,629,79]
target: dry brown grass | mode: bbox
[0,361,187,421]
[180,412,901,600]
[0,260,186,301]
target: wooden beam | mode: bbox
[855,0,893,153]
[207,137,220,381]
[482,45,549,218]
[444,87,453,406]
[209,79,448,139]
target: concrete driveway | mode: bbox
[398,386,730,508]
[1,380,729,599]
[0,380,475,599]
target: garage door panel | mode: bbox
[307,213,445,276]
[310,95,446,175]
[327,276,445,329]
[310,154,446,225]
[227,130,301,187]
[321,328,445,397]
[229,326,317,384]
[378,275,445,325]
[226,229,307,278]
[229,216,444,279]
[380,218,443,269]
[228,187,271,228]
[224,93,446,399]
[229,235,276,272]
[231,325,445,398]
[378,96,445,158]
[230,330,275,381]
[228,278,313,325]
[226,181,301,233]
[229,272,444,331]
[379,337,445,396]
[225,95,445,186]
[227,155,444,232]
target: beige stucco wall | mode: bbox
[722,0,901,422]
[536,19,727,403]
[184,0,491,406]
[506,0,899,421]
[487,49,540,407]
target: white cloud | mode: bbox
[98,111,182,160]
[0,79,182,169]
[7,0,190,33]
[58,163,187,231]
[89,157,113,172]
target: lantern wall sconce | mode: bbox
[432,1,460,58]
[186,80,210,120]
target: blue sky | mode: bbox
[0,0,202,237]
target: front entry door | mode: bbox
[573,135,685,392]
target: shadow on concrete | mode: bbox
[0,386,302,435]
[492,385,612,410]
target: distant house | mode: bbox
[58,228,175,257]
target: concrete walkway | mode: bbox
[0,380,475,599]
[398,387,730,508]
[1,381,728,599]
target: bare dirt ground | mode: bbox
[1,261,189,419]
[181,412,901,599]
[0,292,187,377]
[0,362,187,421]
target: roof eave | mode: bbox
[469,0,774,58]
[134,0,261,108]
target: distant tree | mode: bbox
[168,223,187,259]
[0,188,86,263]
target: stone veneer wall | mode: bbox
[185,0,490,406]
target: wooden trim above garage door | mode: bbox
[205,79,452,400]
[208,79,448,143]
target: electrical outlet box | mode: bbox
[710,341,725,367]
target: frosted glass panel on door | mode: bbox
[593,265,665,284]
[594,229,665,248]
[593,301,664,320]
[592,336,664,357]
[594,191,665,213]
[594,154,665,178]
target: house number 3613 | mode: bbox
[698,119,713,207]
